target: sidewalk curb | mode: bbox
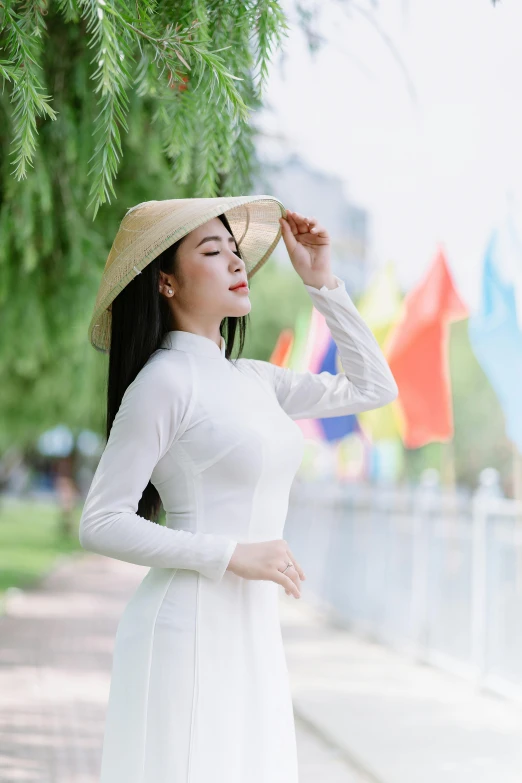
[293,705,384,783]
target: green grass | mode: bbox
[0,499,84,601]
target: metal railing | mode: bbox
[285,477,522,702]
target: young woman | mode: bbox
[79,195,398,783]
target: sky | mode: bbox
[257,0,522,311]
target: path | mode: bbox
[0,553,364,782]
[4,551,520,783]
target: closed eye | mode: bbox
[204,250,241,257]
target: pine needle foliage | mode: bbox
[0,0,290,447]
[0,0,289,215]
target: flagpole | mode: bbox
[512,442,522,593]
[440,438,456,490]
[513,441,522,503]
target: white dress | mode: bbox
[79,274,398,783]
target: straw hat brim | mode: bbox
[88,195,287,353]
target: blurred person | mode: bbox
[79,196,398,782]
[54,453,80,537]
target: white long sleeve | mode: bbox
[78,353,237,581]
[235,274,398,420]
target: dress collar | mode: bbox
[160,330,226,359]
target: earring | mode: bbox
[168,288,173,295]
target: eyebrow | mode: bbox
[195,235,237,248]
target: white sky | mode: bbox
[257,0,522,311]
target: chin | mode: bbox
[229,300,251,317]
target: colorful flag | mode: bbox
[288,307,312,372]
[285,306,322,440]
[468,230,522,452]
[274,296,360,443]
[302,298,360,442]
[269,328,294,368]
[356,261,404,441]
[386,246,468,448]
[486,205,522,331]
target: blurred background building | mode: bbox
[254,152,371,295]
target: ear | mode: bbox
[158,271,175,297]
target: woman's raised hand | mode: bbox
[226,539,306,599]
[278,210,333,289]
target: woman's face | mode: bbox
[165,217,251,323]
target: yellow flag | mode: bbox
[357,262,404,441]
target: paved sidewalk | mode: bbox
[0,554,364,782]
[280,593,522,783]
[4,553,520,783]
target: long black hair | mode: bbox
[107,213,249,523]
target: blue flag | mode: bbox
[468,230,522,451]
[316,335,360,443]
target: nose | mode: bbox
[230,251,246,271]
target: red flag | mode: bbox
[269,328,294,367]
[385,246,468,448]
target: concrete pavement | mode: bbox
[280,593,522,783]
[3,550,521,783]
[0,554,365,782]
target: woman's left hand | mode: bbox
[279,210,334,288]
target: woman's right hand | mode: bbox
[226,539,306,598]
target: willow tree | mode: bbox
[0,0,289,448]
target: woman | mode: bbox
[79,195,398,782]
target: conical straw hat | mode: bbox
[88,194,287,352]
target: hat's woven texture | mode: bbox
[89,195,286,352]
